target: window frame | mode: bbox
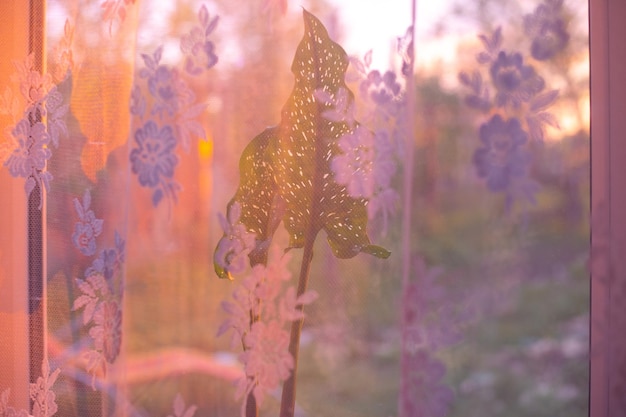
[589,0,626,416]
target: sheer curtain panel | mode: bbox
[0,0,592,417]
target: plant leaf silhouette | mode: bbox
[214,10,390,280]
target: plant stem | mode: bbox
[279,234,315,417]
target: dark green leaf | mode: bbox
[214,10,389,278]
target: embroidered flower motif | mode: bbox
[73,220,99,257]
[490,51,545,108]
[73,274,109,325]
[138,61,206,152]
[130,121,178,188]
[85,231,125,281]
[51,20,74,82]
[86,248,118,281]
[5,119,50,178]
[314,87,356,126]
[361,129,399,233]
[1,389,31,417]
[344,49,403,234]
[11,54,53,106]
[458,71,492,112]
[130,16,212,207]
[74,231,125,387]
[397,25,415,77]
[72,190,104,256]
[217,265,265,346]
[359,70,402,106]
[181,5,219,76]
[4,118,52,201]
[473,115,529,192]
[214,202,257,277]
[218,246,318,415]
[90,300,122,363]
[530,19,569,61]
[524,0,569,61]
[332,126,375,199]
[239,320,293,407]
[29,360,61,417]
[129,84,146,119]
[1,56,65,205]
[148,66,191,118]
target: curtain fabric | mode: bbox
[0,0,589,416]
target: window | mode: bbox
[0,0,604,416]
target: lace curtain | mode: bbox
[0,0,591,416]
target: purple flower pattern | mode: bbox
[90,300,123,363]
[74,229,126,387]
[130,4,216,206]
[490,51,545,108]
[5,119,50,178]
[1,54,68,206]
[180,4,219,76]
[146,65,193,119]
[524,0,569,61]
[214,202,256,277]
[459,6,566,204]
[131,121,178,187]
[72,190,104,256]
[130,120,179,206]
[473,115,529,193]
[85,230,125,281]
[4,118,53,202]
[360,70,402,106]
[343,48,404,234]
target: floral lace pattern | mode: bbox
[342,47,407,235]
[129,4,217,207]
[180,5,219,76]
[0,361,60,417]
[72,227,126,388]
[214,202,257,277]
[71,190,104,256]
[218,246,318,415]
[459,0,564,208]
[0,55,68,206]
[473,115,529,192]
